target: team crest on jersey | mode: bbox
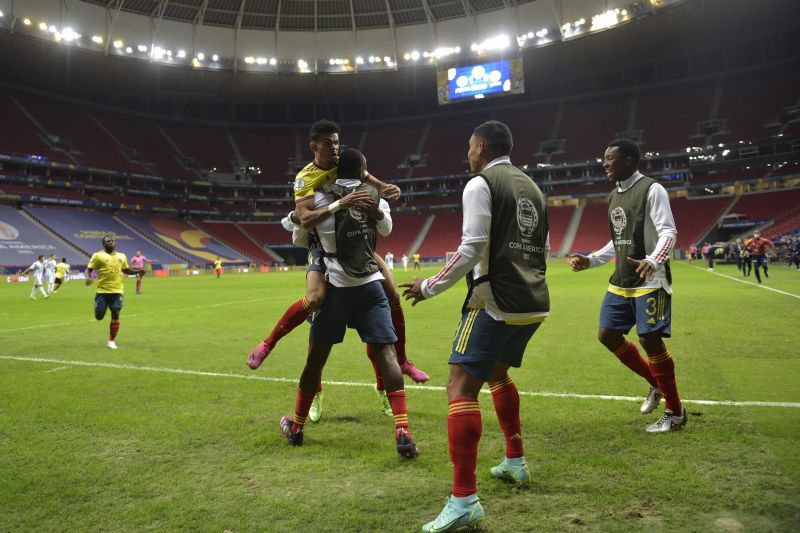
[348,208,366,223]
[0,221,19,240]
[516,197,537,237]
[294,177,305,191]
[611,207,627,236]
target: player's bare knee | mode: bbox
[638,333,664,354]
[598,328,623,350]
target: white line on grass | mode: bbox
[682,263,800,300]
[0,296,277,333]
[3,355,799,409]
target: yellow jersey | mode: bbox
[55,262,70,279]
[413,253,421,263]
[293,162,337,201]
[88,251,129,294]
[214,260,223,269]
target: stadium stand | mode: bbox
[670,196,732,248]
[636,82,715,151]
[229,127,297,182]
[12,92,144,173]
[495,103,557,167]
[0,204,87,267]
[0,92,70,162]
[161,121,236,173]
[569,202,611,254]
[193,220,274,263]
[419,112,484,176]
[550,93,630,164]
[376,213,429,257]
[728,188,800,222]
[361,121,421,180]
[118,213,246,263]
[416,212,462,258]
[547,205,575,254]
[238,222,293,247]
[24,206,185,263]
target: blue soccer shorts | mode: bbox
[95,293,124,314]
[310,280,397,345]
[449,308,541,382]
[598,289,671,338]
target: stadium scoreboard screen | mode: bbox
[437,57,524,105]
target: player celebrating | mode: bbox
[21,255,48,299]
[130,251,156,294]
[247,120,428,391]
[402,121,550,532]
[744,231,777,285]
[569,139,687,434]
[279,148,419,458]
[85,236,144,349]
[213,257,223,278]
[52,258,71,293]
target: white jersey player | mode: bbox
[402,254,409,271]
[44,254,57,294]
[21,255,49,299]
[385,252,394,271]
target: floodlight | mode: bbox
[410,51,420,60]
[212,54,219,61]
[177,50,187,58]
[113,40,123,48]
[137,44,148,52]
[125,46,133,54]
[256,57,267,65]
[92,35,103,44]
[23,18,32,26]
[244,56,255,64]
[269,58,276,65]
[62,28,80,42]
[196,52,205,60]
[383,56,390,63]
[39,22,47,31]
[356,56,364,64]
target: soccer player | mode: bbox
[741,238,752,277]
[385,251,394,272]
[21,255,48,299]
[85,236,144,349]
[402,121,550,532]
[744,231,777,284]
[53,258,70,293]
[279,148,419,458]
[213,257,223,278]
[568,139,687,434]
[402,254,409,271]
[702,242,713,270]
[247,120,428,388]
[412,252,421,271]
[130,251,156,294]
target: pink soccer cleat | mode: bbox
[401,360,430,383]
[247,341,272,370]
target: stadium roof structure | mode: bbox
[81,0,532,32]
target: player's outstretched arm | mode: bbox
[295,190,373,229]
[365,174,401,202]
[567,254,590,272]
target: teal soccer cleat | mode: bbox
[422,495,484,532]
[490,458,531,484]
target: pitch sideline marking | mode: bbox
[682,263,800,300]
[0,296,278,333]
[3,355,799,409]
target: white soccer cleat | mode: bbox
[309,391,323,423]
[646,408,687,433]
[640,387,663,414]
[107,340,118,350]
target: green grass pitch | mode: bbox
[1,261,799,531]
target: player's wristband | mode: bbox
[328,200,341,214]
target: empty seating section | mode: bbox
[25,205,185,262]
[546,205,574,254]
[636,82,714,151]
[690,167,765,185]
[421,113,484,176]
[729,188,800,221]
[92,193,166,207]
[90,110,196,180]
[0,204,87,267]
[231,127,296,182]
[765,211,800,238]
[569,203,610,253]
[716,67,799,143]
[417,212,462,258]
[550,94,630,164]
[161,122,235,171]
[362,122,421,180]
[0,183,85,200]
[376,213,428,256]
[669,196,731,248]
[239,222,292,246]
[193,220,273,262]
[118,213,245,263]
[0,93,69,162]
[13,92,142,173]
[495,104,556,167]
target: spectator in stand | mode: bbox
[688,244,697,263]
[702,242,713,270]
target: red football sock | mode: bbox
[386,390,409,435]
[109,319,120,341]
[613,340,658,388]
[448,398,482,497]
[264,297,312,349]
[489,376,524,458]
[390,303,408,366]
[366,345,384,391]
[292,389,316,432]
[647,349,682,413]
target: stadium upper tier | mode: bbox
[0,59,797,186]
